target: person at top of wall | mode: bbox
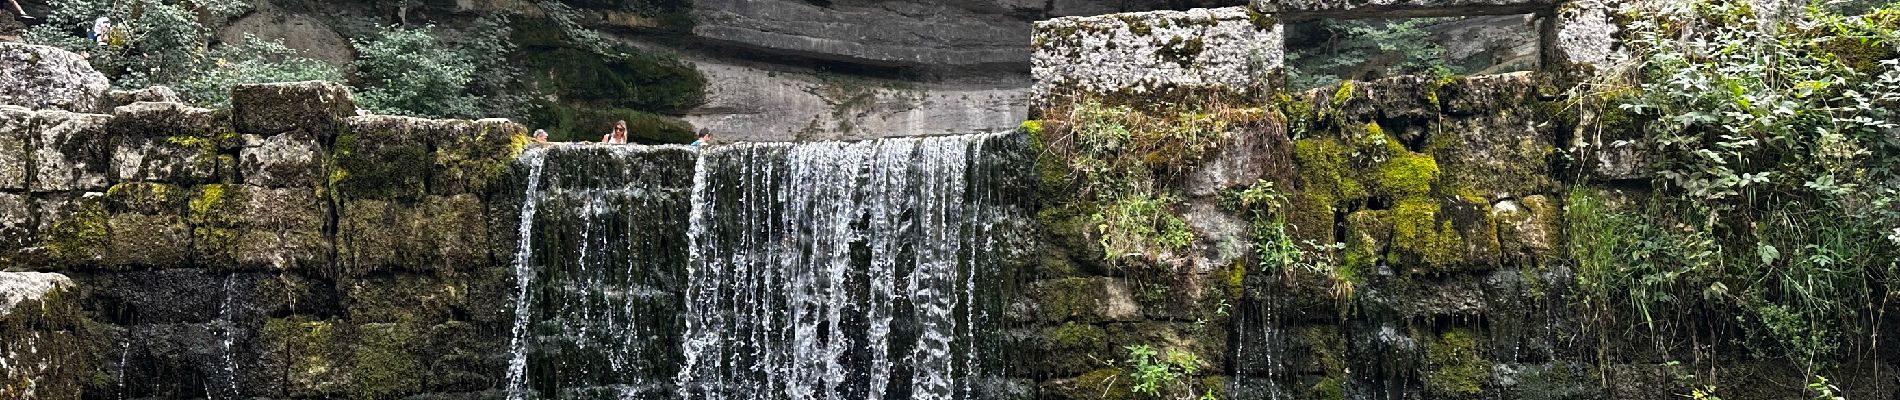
[691,128,712,147]
[7,0,30,18]
[90,17,111,46]
[533,129,549,144]
[600,120,629,144]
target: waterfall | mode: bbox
[504,147,548,400]
[501,133,1027,399]
[677,133,1023,400]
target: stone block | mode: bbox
[0,193,32,263]
[38,192,109,269]
[259,316,349,398]
[1026,277,1142,323]
[104,212,192,268]
[0,272,101,400]
[102,86,182,109]
[337,195,490,276]
[1494,195,1558,265]
[351,322,426,399]
[30,111,112,192]
[336,115,434,200]
[105,102,226,183]
[0,43,110,113]
[1031,7,1282,110]
[189,185,328,272]
[0,105,31,189]
[433,118,528,195]
[1552,0,1625,69]
[341,274,468,324]
[231,81,356,136]
[238,130,325,187]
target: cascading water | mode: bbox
[501,133,1027,399]
[506,144,699,399]
[677,133,1026,400]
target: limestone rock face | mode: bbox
[231,81,356,136]
[684,59,1030,141]
[1031,7,1282,108]
[30,111,113,192]
[0,271,70,315]
[103,86,183,110]
[691,0,1033,68]
[0,42,111,113]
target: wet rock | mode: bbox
[433,118,528,196]
[30,110,113,192]
[38,192,109,268]
[1027,277,1143,323]
[341,274,470,324]
[0,42,110,113]
[230,81,356,136]
[1494,195,1558,265]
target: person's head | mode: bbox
[697,128,711,140]
[533,129,548,143]
[613,120,628,137]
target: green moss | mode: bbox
[264,317,343,397]
[1119,15,1154,36]
[1424,328,1489,397]
[1331,81,1356,106]
[104,183,186,214]
[351,323,423,399]
[45,196,108,265]
[1049,321,1109,351]
[1389,198,1464,272]
[1299,325,1349,399]
[1292,138,1366,205]
[1073,368,1134,400]
[1375,152,1439,198]
[1246,7,1278,29]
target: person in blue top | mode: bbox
[691,129,712,147]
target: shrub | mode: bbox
[352,25,484,118]
[175,35,346,108]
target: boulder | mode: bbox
[0,42,110,112]
[103,86,183,109]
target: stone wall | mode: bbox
[0,80,532,399]
[1016,3,1899,400]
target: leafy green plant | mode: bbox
[1577,0,1900,373]
[352,24,488,118]
[175,35,345,107]
[1125,345,1216,400]
[1045,100,1248,261]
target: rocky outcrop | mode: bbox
[0,271,100,400]
[1030,8,1282,109]
[683,58,1030,141]
[0,42,111,113]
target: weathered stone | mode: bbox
[1032,7,1282,109]
[0,193,32,262]
[1429,111,1555,198]
[1552,0,1625,70]
[337,195,490,276]
[433,118,528,195]
[38,192,109,268]
[259,316,349,398]
[189,185,328,272]
[107,102,226,184]
[0,271,100,400]
[1255,0,1562,18]
[231,81,356,136]
[218,11,355,68]
[682,59,1032,142]
[336,115,435,200]
[30,111,113,192]
[1027,277,1142,323]
[1494,195,1558,265]
[352,322,426,399]
[103,86,183,109]
[238,130,325,187]
[0,42,110,112]
[0,271,70,316]
[692,0,1031,68]
[342,275,468,324]
[1039,368,1134,400]
[0,105,30,189]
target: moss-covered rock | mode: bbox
[0,106,31,190]
[42,193,109,268]
[1424,328,1490,398]
[189,185,328,272]
[231,81,356,136]
[351,322,424,399]
[342,274,468,324]
[1035,322,1112,376]
[335,116,435,201]
[1041,367,1134,400]
[106,102,228,184]
[1028,277,1142,323]
[260,316,347,398]
[0,273,107,400]
[29,111,113,192]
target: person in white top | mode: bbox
[92,17,111,46]
[600,120,629,144]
